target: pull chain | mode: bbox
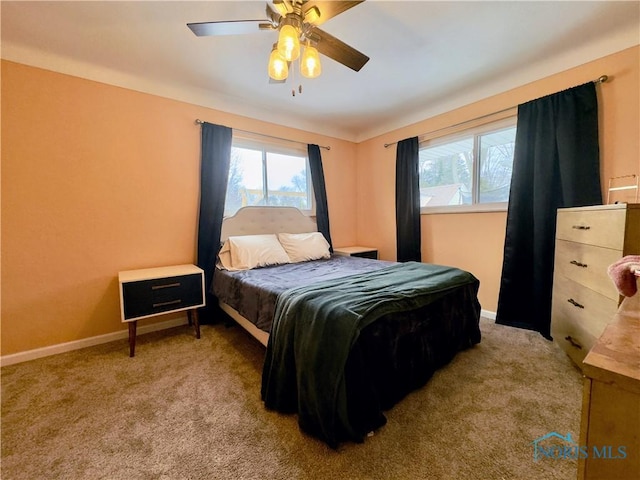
[291,57,303,96]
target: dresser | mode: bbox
[118,264,205,357]
[551,203,640,367]
[578,294,640,480]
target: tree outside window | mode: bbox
[224,145,312,217]
[419,124,516,209]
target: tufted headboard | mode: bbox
[220,206,317,241]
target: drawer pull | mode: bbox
[564,335,583,349]
[569,260,588,268]
[152,282,181,290]
[571,225,591,230]
[567,298,585,309]
[153,299,182,308]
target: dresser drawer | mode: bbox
[552,276,618,339]
[554,240,621,301]
[551,308,594,366]
[556,208,626,249]
[122,273,203,320]
[551,288,616,368]
[352,250,378,259]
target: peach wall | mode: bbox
[1,61,357,355]
[2,46,638,356]
[357,46,640,312]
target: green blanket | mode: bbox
[261,261,479,447]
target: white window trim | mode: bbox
[232,132,307,157]
[421,202,508,215]
[419,116,516,215]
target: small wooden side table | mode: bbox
[118,264,205,357]
[333,246,378,260]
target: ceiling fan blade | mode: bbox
[303,1,364,26]
[265,3,283,25]
[312,28,369,72]
[187,20,270,36]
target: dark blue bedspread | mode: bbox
[213,255,393,331]
[260,262,481,447]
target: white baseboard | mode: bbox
[481,309,496,320]
[2,309,498,367]
[1,318,188,367]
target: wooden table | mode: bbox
[578,293,640,479]
[118,264,205,357]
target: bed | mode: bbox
[212,206,481,447]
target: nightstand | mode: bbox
[118,264,205,357]
[333,246,378,260]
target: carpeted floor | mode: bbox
[1,318,583,480]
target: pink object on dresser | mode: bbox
[607,254,640,297]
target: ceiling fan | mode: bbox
[187,0,369,86]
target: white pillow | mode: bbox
[278,232,331,263]
[216,241,234,270]
[227,234,291,270]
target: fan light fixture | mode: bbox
[268,22,322,81]
[268,43,289,80]
[300,43,321,78]
[277,24,300,61]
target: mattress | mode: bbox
[212,254,393,332]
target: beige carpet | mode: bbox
[1,318,583,480]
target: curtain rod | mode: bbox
[383,74,609,148]
[194,119,330,151]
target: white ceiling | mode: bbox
[2,1,639,142]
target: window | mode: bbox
[224,137,313,217]
[419,118,516,212]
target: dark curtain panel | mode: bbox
[197,122,232,322]
[308,144,333,251]
[496,82,602,338]
[395,137,422,262]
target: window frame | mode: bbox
[226,134,315,217]
[419,116,517,215]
